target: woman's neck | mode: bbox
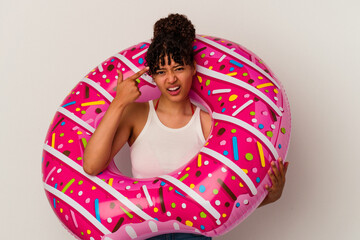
[155,95,192,115]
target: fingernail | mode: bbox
[271,161,275,166]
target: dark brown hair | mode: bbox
[145,13,195,75]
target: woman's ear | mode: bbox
[192,61,197,76]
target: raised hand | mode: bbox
[113,67,149,106]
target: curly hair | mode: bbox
[145,13,195,75]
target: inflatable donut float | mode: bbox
[42,35,291,240]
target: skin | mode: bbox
[83,56,288,207]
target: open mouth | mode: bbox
[167,86,180,92]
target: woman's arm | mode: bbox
[83,67,148,175]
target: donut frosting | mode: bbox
[42,35,291,240]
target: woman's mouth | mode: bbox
[167,86,181,96]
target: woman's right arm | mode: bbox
[83,67,149,175]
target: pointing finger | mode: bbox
[128,67,149,81]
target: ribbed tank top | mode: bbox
[130,100,206,178]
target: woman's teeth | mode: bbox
[167,86,180,91]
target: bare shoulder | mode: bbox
[200,110,212,140]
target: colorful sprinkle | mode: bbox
[245,153,253,161]
[232,136,239,160]
[229,94,238,101]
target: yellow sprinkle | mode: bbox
[68,139,73,143]
[154,207,158,213]
[205,142,209,146]
[239,182,244,187]
[60,208,63,213]
[222,213,227,218]
[87,230,91,234]
[81,100,105,107]
[242,169,248,174]
[257,141,266,167]
[229,94,238,102]
[186,167,190,171]
[198,154,202,167]
[190,184,195,189]
[227,72,237,77]
[185,220,193,227]
[274,88,279,94]
[51,133,55,148]
[197,76,202,83]
[258,76,263,80]
[209,66,213,70]
[256,83,274,89]
[76,108,81,111]
[92,186,96,190]
[108,178,114,187]
[77,131,83,135]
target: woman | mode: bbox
[83,13,288,240]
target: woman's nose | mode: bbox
[167,72,177,84]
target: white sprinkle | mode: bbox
[210,52,215,56]
[251,118,257,123]
[221,167,227,172]
[243,199,249,205]
[232,105,236,109]
[274,96,278,101]
[208,173,212,177]
[182,203,186,209]
[193,216,197,220]
[107,218,112,223]
[92,72,96,75]
[166,211,171,217]
[78,191,83,196]
[51,177,54,181]
[216,219,221,225]
[126,186,131,190]
[215,200,221,206]
[76,91,80,95]
[65,215,69,221]
[279,107,284,111]
[122,68,125,71]
[218,54,226,62]
[57,168,62,173]
[173,222,180,230]
[271,124,276,129]
[204,161,209,165]
[102,74,107,79]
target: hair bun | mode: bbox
[153,13,195,44]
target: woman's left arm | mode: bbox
[258,158,289,208]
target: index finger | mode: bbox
[127,67,149,81]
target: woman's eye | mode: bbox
[156,71,165,75]
[175,67,184,71]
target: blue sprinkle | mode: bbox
[230,60,243,68]
[111,59,115,62]
[53,198,56,209]
[258,124,264,129]
[54,183,58,189]
[138,58,144,64]
[236,202,240,208]
[160,181,166,186]
[256,177,261,183]
[200,225,205,230]
[221,108,226,113]
[42,157,44,163]
[223,150,229,156]
[175,190,185,196]
[140,44,146,49]
[208,90,211,96]
[278,144,282,149]
[199,185,206,193]
[230,67,235,71]
[232,136,239,161]
[62,101,76,108]
[95,199,101,223]
[61,121,65,126]
[193,46,197,49]
[154,217,159,221]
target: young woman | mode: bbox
[83,13,289,240]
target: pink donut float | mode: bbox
[42,35,291,240]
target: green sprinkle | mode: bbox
[213,189,219,195]
[281,128,286,134]
[206,79,210,86]
[245,153,253,161]
[62,179,75,193]
[106,79,110,83]
[267,131,273,137]
[231,129,236,133]
[60,133,64,137]
[78,180,83,185]
[200,212,207,218]
[250,111,255,116]
[171,203,176,208]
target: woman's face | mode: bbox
[152,56,196,102]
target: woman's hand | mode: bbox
[113,67,149,106]
[258,158,289,207]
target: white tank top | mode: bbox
[130,100,206,178]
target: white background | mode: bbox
[1,0,359,239]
